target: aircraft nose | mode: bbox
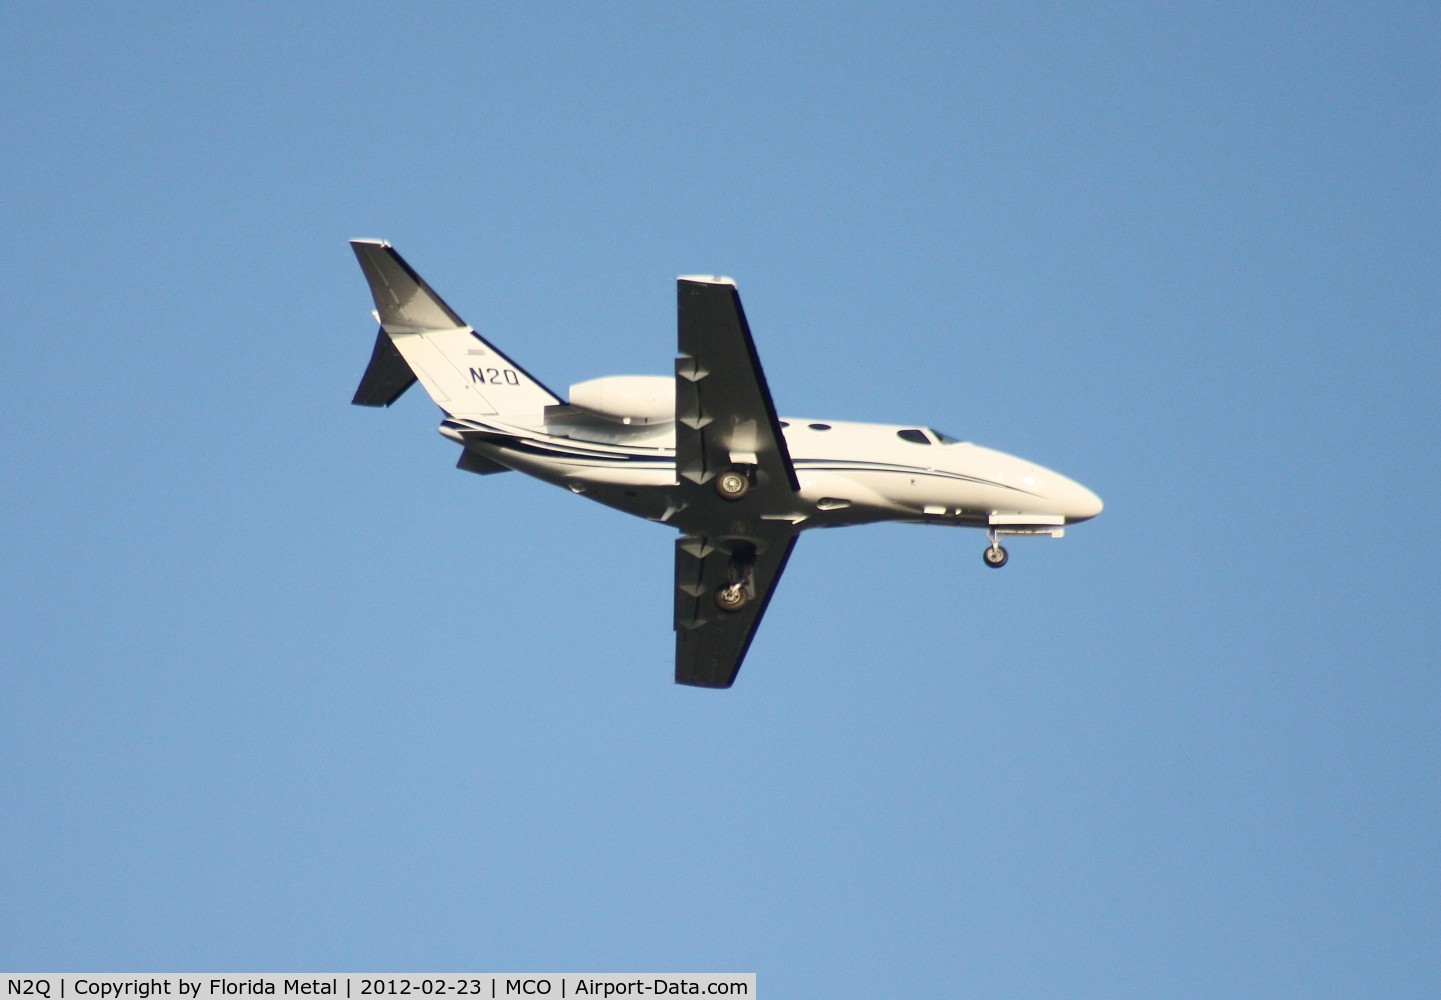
[1063,479,1103,522]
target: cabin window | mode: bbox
[778,420,789,428]
[932,429,965,444]
[808,422,832,431]
[897,428,931,444]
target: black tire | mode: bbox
[715,470,750,500]
[715,585,749,612]
[983,545,1009,568]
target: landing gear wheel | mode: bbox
[983,544,1009,568]
[715,470,750,501]
[715,584,749,612]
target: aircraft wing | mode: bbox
[674,277,800,501]
[675,530,799,688]
[671,277,803,687]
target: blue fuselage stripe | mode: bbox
[449,423,1039,497]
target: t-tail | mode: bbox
[349,239,561,420]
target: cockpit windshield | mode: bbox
[897,427,967,445]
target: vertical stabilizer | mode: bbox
[350,240,561,419]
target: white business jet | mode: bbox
[350,241,1102,687]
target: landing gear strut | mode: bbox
[715,469,750,501]
[983,530,1009,569]
[714,542,756,612]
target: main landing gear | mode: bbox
[715,583,749,611]
[715,468,750,500]
[714,542,757,612]
[983,530,1009,569]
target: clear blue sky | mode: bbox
[3,3,1437,995]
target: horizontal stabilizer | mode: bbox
[457,450,511,476]
[352,327,418,407]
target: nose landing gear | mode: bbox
[983,530,1009,568]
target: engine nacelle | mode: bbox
[567,375,675,424]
